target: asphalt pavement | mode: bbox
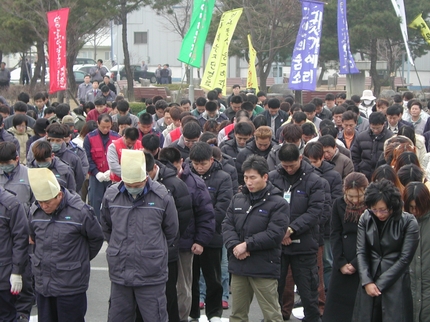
[30,242,303,322]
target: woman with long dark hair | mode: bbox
[323,172,368,322]
[352,179,419,322]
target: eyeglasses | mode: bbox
[370,208,389,215]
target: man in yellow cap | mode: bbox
[28,168,104,321]
[101,149,179,322]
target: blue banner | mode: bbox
[337,0,359,74]
[289,1,324,91]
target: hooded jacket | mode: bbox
[101,178,179,287]
[222,182,289,279]
[269,161,324,255]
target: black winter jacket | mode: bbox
[269,161,324,255]
[156,161,193,262]
[191,160,233,248]
[220,138,241,161]
[351,127,393,181]
[222,182,289,279]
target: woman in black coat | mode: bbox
[323,172,369,322]
[352,179,419,322]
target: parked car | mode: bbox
[74,58,97,65]
[10,67,50,85]
[74,70,87,85]
[110,64,156,83]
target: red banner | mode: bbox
[47,8,69,94]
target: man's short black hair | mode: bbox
[144,151,155,173]
[97,59,103,64]
[13,102,28,113]
[55,103,70,119]
[182,122,201,140]
[180,99,192,106]
[17,92,30,104]
[247,95,258,105]
[44,107,55,116]
[303,103,316,113]
[325,93,335,101]
[279,143,300,162]
[139,113,153,125]
[189,142,213,162]
[342,110,357,122]
[118,115,132,126]
[155,100,168,111]
[318,134,336,148]
[332,105,346,115]
[282,123,302,142]
[303,141,324,160]
[320,126,338,138]
[292,112,307,124]
[34,92,44,101]
[234,122,254,136]
[196,97,207,106]
[32,140,52,161]
[230,95,243,105]
[117,100,129,113]
[351,95,361,104]
[94,98,106,106]
[346,104,360,115]
[142,133,160,152]
[97,113,112,124]
[256,91,266,98]
[402,91,414,100]
[268,98,281,109]
[0,142,17,162]
[336,93,346,99]
[393,94,402,104]
[253,114,267,128]
[311,97,323,107]
[242,155,269,177]
[369,111,386,125]
[13,114,28,128]
[100,85,110,93]
[386,104,403,116]
[205,101,218,112]
[285,96,295,106]
[124,127,139,141]
[47,122,68,138]
[207,90,218,101]
[232,84,240,89]
[302,122,317,137]
[159,147,182,163]
[241,101,254,113]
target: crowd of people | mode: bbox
[0,83,430,322]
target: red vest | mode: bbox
[224,123,234,138]
[110,137,143,182]
[89,131,118,173]
[170,127,182,143]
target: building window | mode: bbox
[134,32,147,44]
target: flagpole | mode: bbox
[188,0,194,104]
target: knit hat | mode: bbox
[28,168,60,201]
[121,150,147,184]
[33,118,49,135]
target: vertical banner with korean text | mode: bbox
[178,0,215,68]
[201,8,243,95]
[409,13,430,45]
[47,8,69,94]
[288,1,324,91]
[246,34,259,92]
[390,0,414,65]
[337,0,359,74]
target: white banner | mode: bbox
[390,0,414,66]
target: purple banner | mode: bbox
[289,0,324,91]
[337,0,359,74]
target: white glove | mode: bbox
[10,274,22,295]
[103,170,111,181]
[96,172,105,182]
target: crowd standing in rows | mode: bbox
[1,81,430,322]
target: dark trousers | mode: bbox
[15,261,34,318]
[278,253,320,322]
[190,247,223,320]
[135,260,179,322]
[88,175,110,221]
[0,290,17,322]
[36,292,87,322]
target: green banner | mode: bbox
[178,0,215,68]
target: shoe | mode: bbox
[199,302,205,309]
[222,300,229,309]
[209,317,222,322]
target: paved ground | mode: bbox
[30,242,303,321]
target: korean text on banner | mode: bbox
[390,0,414,65]
[246,34,259,93]
[289,1,324,91]
[178,0,215,68]
[201,8,243,95]
[47,8,69,94]
[409,13,430,45]
[337,0,359,74]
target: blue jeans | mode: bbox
[323,238,333,291]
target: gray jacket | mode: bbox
[89,65,108,82]
[0,164,34,214]
[101,179,179,286]
[0,68,11,82]
[77,82,92,103]
[0,187,28,290]
[3,114,36,130]
[29,188,104,297]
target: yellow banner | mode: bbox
[246,34,259,93]
[409,13,430,45]
[201,8,243,95]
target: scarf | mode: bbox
[344,196,367,223]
